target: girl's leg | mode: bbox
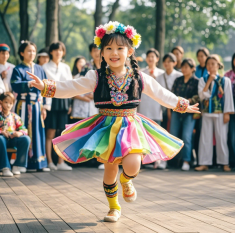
[103,163,121,222]
[120,153,141,202]
[46,129,56,165]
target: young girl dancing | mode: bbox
[27,21,199,222]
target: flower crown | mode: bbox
[94,21,141,49]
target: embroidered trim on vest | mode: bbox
[94,70,99,92]
[99,108,136,116]
[173,97,189,113]
[41,79,56,98]
[95,99,140,105]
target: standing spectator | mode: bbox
[0,92,30,176]
[170,59,199,171]
[88,43,101,69]
[224,53,235,166]
[43,41,73,171]
[0,44,15,93]
[195,55,234,172]
[70,56,98,124]
[11,41,48,171]
[36,48,50,66]
[138,48,164,125]
[171,46,184,71]
[195,47,210,79]
[155,53,182,169]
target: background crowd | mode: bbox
[0,38,234,176]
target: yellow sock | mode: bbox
[103,181,121,211]
[120,170,139,184]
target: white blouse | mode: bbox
[52,70,179,111]
[0,62,15,93]
[198,76,234,116]
[138,67,164,120]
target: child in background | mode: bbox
[196,55,234,172]
[27,21,199,222]
[224,53,235,165]
[170,59,199,171]
[138,48,164,125]
[70,56,98,124]
[171,46,184,71]
[88,43,101,69]
[36,48,50,66]
[195,47,209,79]
[11,41,49,171]
[0,44,15,93]
[0,92,30,176]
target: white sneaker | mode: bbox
[42,167,50,172]
[12,166,21,175]
[2,168,13,177]
[181,162,190,171]
[98,164,105,169]
[48,162,57,171]
[158,161,167,169]
[19,167,26,173]
[57,162,72,171]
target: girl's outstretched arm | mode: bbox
[141,72,200,114]
[27,70,97,98]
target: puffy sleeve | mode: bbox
[198,77,212,100]
[141,72,188,112]
[41,70,97,99]
[11,68,32,94]
[14,113,28,135]
[223,77,235,114]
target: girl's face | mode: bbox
[146,52,159,67]
[38,55,49,66]
[163,57,176,71]
[21,45,36,63]
[206,58,219,74]
[76,58,86,73]
[50,47,64,61]
[1,96,13,112]
[197,51,207,66]
[181,63,194,77]
[101,37,133,69]
[0,51,10,64]
[172,49,183,62]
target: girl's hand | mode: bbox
[186,103,201,114]
[209,74,216,81]
[41,108,47,120]
[2,131,10,138]
[26,71,44,91]
[10,131,23,138]
[67,107,72,115]
[223,113,230,124]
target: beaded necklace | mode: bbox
[106,67,133,106]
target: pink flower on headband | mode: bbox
[125,26,136,39]
[95,26,106,39]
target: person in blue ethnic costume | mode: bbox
[11,41,49,170]
[27,22,200,222]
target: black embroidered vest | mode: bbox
[94,69,143,109]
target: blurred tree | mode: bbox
[94,0,102,30]
[29,0,40,41]
[46,0,59,46]
[19,0,29,41]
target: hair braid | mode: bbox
[100,56,109,98]
[130,54,140,98]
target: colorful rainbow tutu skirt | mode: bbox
[52,108,184,164]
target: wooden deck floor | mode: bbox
[1,167,235,233]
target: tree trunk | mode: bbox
[19,0,29,41]
[109,0,119,21]
[0,0,18,61]
[46,0,59,46]
[155,0,165,68]
[29,0,40,41]
[58,0,62,41]
[94,0,102,32]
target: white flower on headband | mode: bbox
[104,21,117,34]
[21,40,25,44]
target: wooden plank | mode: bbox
[4,178,75,233]
[0,197,20,233]
[0,178,47,233]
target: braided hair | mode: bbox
[99,33,140,98]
